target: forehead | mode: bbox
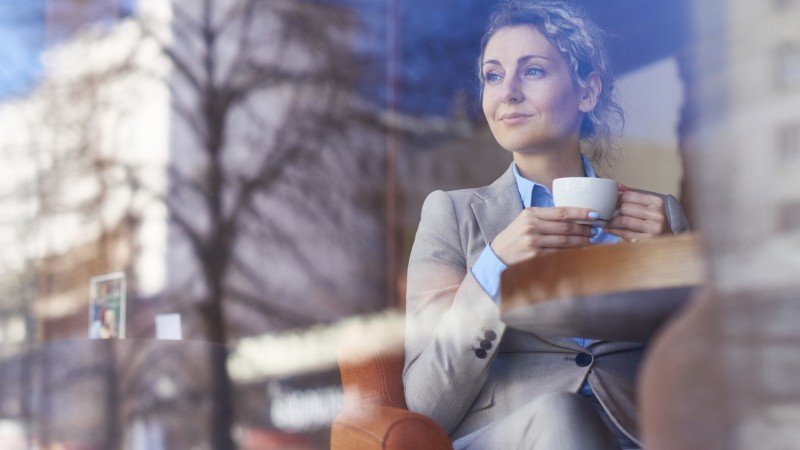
[483,25,561,65]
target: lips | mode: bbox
[499,112,532,124]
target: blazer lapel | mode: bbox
[470,166,522,248]
[470,166,582,351]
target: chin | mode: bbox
[495,131,570,154]
[496,136,547,153]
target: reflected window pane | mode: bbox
[774,0,800,11]
[778,201,800,230]
[776,43,800,89]
[778,122,800,161]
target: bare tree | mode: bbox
[2,0,388,446]
[131,0,388,446]
[5,0,389,323]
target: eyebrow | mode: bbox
[482,54,552,67]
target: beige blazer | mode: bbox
[403,166,689,444]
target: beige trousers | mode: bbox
[453,392,622,450]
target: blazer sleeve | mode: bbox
[403,190,507,434]
[636,189,690,234]
[664,194,690,234]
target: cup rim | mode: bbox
[553,177,618,186]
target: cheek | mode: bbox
[554,88,583,116]
[481,92,492,119]
[537,92,573,123]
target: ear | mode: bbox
[578,72,602,113]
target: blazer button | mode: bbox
[480,339,492,350]
[575,352,593,367]
[475,348,487,359]
[484,330,497,341]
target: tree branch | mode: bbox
[135,17,203,93]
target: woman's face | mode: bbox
[481,25,594,154]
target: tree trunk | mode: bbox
[209,344,236,450]
[103,340,122,450]
[205,266,236,450]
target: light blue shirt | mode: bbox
[469,155,620,397]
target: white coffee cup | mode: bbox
[552,177,619,224]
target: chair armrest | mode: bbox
[331,404,452,450]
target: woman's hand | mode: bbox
[606,184,670,241]
[490,207,595,265]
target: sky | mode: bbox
[0,0,492,113]
[0,0,46,101]
[0,0,137,101]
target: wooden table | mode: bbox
[500,234,705,342]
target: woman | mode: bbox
[402,1,689,449]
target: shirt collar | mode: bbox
[512,154,596,208]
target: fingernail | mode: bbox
[588,211,600,219]
[590,227,599,237]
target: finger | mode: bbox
[619,190,664,209]
[606,229,647,242]
[618,202,664,222]
[533,234,590,249]
[532,220,593,237]
[607,215,653,234]
[531,207,596,222]
[613,185,629,210]
[611,213,666,235]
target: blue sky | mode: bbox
[0,0,46,101]
[0,0,485,112]
[0,0,502,118]
[0,0,137,101]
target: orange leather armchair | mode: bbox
[330,343,452,450]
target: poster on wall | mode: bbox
[89,272,126,339]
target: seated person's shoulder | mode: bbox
[422,187,478,212]
[420,189,478,231]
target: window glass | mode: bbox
[776,43,800,90]
[778,122,800,161]
[774,0,800,11]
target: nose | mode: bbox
[500,76,523,104]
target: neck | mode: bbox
[512,147,585,191]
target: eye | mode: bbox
[523,66,545,78]
[484,71,502,84]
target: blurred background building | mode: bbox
[639,1,800,448]
[679,0,800,274]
